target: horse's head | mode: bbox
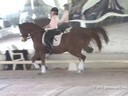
[18,22,45,42]
[18,23,30,42]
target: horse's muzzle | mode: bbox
[21,37,27,42]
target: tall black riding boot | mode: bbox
[47,43,54,55]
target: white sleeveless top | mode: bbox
[45,15,59,31]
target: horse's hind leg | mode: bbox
[77,54,86,73]
[69,51,86,73]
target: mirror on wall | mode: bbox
[0,0,128,53]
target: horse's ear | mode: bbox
[17,24,21,26]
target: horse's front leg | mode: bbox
[40,53,47,74]
[32,52,40,69]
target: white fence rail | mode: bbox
[69,12,128,27]
[0,60,128,64]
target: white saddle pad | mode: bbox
[42,33,63,46]
[53,33,63,46]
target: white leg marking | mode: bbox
[33,63,40,69]
[78,60,84,73]
[41,65,46,73]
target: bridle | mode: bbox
[20,34,31,42]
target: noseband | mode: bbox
[20,34,31,39]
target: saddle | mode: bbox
[42,29,63,46]
[58,23,71,32]
[42,25,71,54]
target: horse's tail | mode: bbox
[90,27,109,51]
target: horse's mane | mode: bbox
[19,22,45,32]
[34,18,50,27]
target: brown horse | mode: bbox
[18,22,109,73]
[34,17,94,53]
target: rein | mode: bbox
[27,35,31,39]
[20,34,31,39]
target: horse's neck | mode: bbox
[30,29,43,43]
[31,34,43,50]
[31,25,43,33]
[31,31,42,39]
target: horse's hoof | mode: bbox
[33,63,40,69]
[46,66,48,70]
[77,69,84,74]
[38,72,45,75]
[41,65,46,73]
[77,70,82,73]
[38,72,42,75]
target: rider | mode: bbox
[44,7,60,54]
[59,4,69,23]
[58,4,71,32]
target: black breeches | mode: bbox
[45,29,60,45]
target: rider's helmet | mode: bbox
[50,7,59,15]
[63,4,69,10]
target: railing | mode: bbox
[0,60,128,64]
[69,12,128,27]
